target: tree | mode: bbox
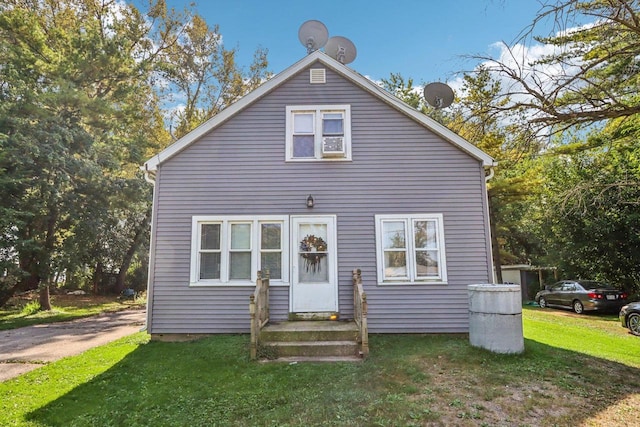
[0,0,165,307]
[473,0,640,138]
[379,73,424,110]
[460,0,640,290]
[540,123,640,293]
[158,13,270,137]
[448,67,545,281]
[0,0,270,308]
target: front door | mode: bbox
[291,216,338,313]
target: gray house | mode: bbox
[143,50,496,339]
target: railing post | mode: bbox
[353,268,369,358]
[250,270,270,360]
[263,269,270,323]
[360,287,369,358]
[249,293,257,360]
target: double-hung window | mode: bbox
[375,214,447,284]
[190,216,288,285]
[286,105,351,161]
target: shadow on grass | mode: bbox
[23,332,640,427]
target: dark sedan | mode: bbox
[620,302,640,336]
[535,280,628,314]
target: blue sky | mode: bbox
[162,0,552,85]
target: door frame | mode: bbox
[290,215,339,314]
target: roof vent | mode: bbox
[310,68,326,84]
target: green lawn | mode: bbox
[0,294,145,330]
[1,307,638,427]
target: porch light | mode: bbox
[306,195,314,208]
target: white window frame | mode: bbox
[190,215,289,286]
[285,105,352,161]
[375,214,448,285]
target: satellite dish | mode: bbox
[423,82,455,109]
[298,20,329,54]
[325,36,357,64]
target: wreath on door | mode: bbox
[299,234,327,273]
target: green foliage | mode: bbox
[157,12,271,137]
[449,67,546,267]
[20,301,41,316]
[539,124,640,292]
[434,1,640,277]
[379,73,424,110]
[0,0,269,305]
[477,0,640,136]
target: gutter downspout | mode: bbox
[141,163,156,333]
[143,163,156,185]
[484,165,499,283]
[485,166,495,183]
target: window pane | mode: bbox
[298,254,328,282]
[293,135,315,157]
[261,253,282,280]
[383,221,406,249]
[416,250,439,277]
[294,113,314,133]
[322,114,343,134]
[384,251,407,278]
[261,224,281,249]
[200,253,220,279]
[201,224,220,250]
[414,221,437,249]
[231,224,251,249]
[230,252,251,280]
[299,224,328,243]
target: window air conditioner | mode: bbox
[322,136,345,157]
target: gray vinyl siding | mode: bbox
[148,62,492,334]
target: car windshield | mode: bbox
[578,281,613,289]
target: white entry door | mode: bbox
[291,216,338,313]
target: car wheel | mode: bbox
[628,313,640,336]
[573,300,584,314]
[539,297,547,308]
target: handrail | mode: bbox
[250,270,270,360]
[352,269,369,358]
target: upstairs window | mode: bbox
[286,105,351,161]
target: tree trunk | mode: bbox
[38,203,58,311]
[115,207,151,292]
[93,262,103,295]
[39,285,51,310]
[0,281,19,308]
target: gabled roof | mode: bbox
[144,50,496,171]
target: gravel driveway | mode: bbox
[0,309,146,382]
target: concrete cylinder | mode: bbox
[468,284,524,354]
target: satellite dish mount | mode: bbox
[298,20,329,54]
[297,20,357,65]
[423,82,455,109]
[325,36,357,64]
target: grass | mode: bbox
[1,307,639,426]
[0,293,145,330]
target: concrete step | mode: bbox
[260,320,359,342]
[265,356,363,363]
[258,320,361,360]
[262,340,359,358]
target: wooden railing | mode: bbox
[352,269,369,358]
[250,270,270,360]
